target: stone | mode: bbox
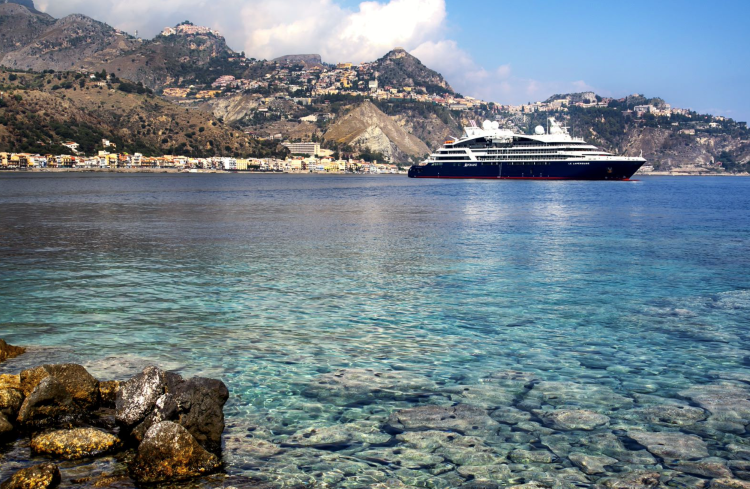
[20,364,100,410]
[358,448,444,469]
[16,376,79,428]
[386,404,500,435]
[98,381,119,407]
[710,479,750,489]
[577,432,656,464]
[490,406,532,425]
[509,449,557,464]
[0,375,21,390]
[527,381,633,410]
[568,452,618,474]
[680,384,750,425]
[0,388,24,418]
[0,339,25,363]
[129,421,221,484]
[727,444,750,461]
[443,384,520,409]
[0,463,60,489]
[538,409,610,431]
[598,471,661,489]
[130,393,178,444]
[170,376,229,454]
[31,428,121,460]
[455,464,511,483]
[244,438,282,458]
[285,421,390,448]
[626,405,707,426]
[670,458,732,478]
[0,412,13,438]
[115,366,166,429]
[628,431,709,460]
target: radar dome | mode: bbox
[534,125,545,135]
[482,120,492,130]
[491,121,500,130]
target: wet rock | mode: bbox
[710,479,750,489]
[244,438,282,458]
[0,339,25,363]
[628,431,709,460]
[444,384,519,409]
[20,364,100,410]
[515,420,555,435]
[680,383,750,426]
[0,374,21,389]
[0,412,13,438]
[386,404,499,435]
[527,381,633,410]
[115,366,166,429]
[728,460,750,473]
[578,432,656,464]
[129,421,221,484]
[568,452,618,474]
[669,458,732,478]
[670,474,708,489]
[599,470,661,489]
[727,444,750,461]
[625,405,707,426]
[509,449,557,464]
[307,368,436,402]
[0,463,60,489]
[483,370,538,383]
[396,430,504,465]
[285,422,390,448]
[537,409,609,431]
[461,482,500,489]
[16,376,79,428]
[490,406,532,425]
[170,376,229,454]
[31,427,121,460]
[455,464,511,483]
[0,388,24,418]
[98,381,119,408]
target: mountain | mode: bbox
[370,48,453,94]
[323,100,430,162]
[0,3,55,59]
[0,71,286,157]
[273,54,323,69]
[1,0,38,12]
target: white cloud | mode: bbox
[34,0,595,104]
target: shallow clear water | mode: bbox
[1,173,749,488]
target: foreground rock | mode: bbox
[116,366,228,454]
[31,428,121,460]
[386,404,499,435]
[628,431,709,460]
[0,339,25,363]
[20,364,100,409]
[16,376,79,428]
[0,463,60,489]
[129,421,221,484]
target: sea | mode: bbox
[1,173,749,488]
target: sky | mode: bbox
[34,0,750,121]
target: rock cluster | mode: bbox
[0,354,228,487]
[0,339,25,364]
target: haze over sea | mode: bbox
[2,173,750,487]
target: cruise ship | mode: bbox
[408,118,645,180]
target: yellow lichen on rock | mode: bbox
[30,428,120,460]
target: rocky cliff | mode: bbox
[324,100,430,162]
[371,48,453,94]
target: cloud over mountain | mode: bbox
[34,0,593,104]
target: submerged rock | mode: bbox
[0,412,13,438]
[31,427,121,460]
[444,384,523,409]
[598,470,661,489]
[669,458,733,478]
[628,431,709,460]
[527,381,633,410]
[358,447,445,469]
[568,452,618,474]
[509,449,557,464]
[285,422,390,448]
[624,405,707,426]
[680,383,750,428]
[710,479,750,489]
[386,404,499,435]
[0,339,25,363]
[0,387,24,418]
[0,463,60,489]
[20,364,100,410]
[537,409,610,431]
[307,368,436,402]
[129,421,221,484]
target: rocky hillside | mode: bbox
[371,48,453,94]
[0,3,55,59]
[324,100,430,162]
[0,71,286,157]
[273,54,323,69]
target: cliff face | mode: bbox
[324,100,430,162]
[0,3,55,59]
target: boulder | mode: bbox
[0,339,25,363]
[0,387,24,418]
[171,377,228,454]
[0,463,60,489]
[98,380,119,408]
[386,404,499,435]
[20,364,100,410]
[538,409,610,431]
[0,412,13,438]
[31,428,121,460]
[598,470,661,489]
[16,376,79,428]
[129,421,221,484]
[628,431,709,460]
[0,374,21,389]
[116,366,167,429]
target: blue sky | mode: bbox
[39,0,750,121]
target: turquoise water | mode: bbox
[1,173,750,488]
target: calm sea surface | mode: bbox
[1,173,749,487]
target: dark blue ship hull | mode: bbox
[408,160,643,180]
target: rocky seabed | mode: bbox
[2,339,750,489]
